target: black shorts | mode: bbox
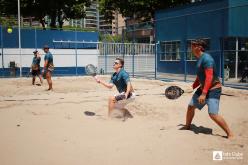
[32,69,40,76]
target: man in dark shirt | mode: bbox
[95,58,135,119]
[42,45,54,91]
[30,50,42,85]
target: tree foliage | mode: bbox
[99,0,192,22]
[0,0,91,29]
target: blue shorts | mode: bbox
[189,88,221,115]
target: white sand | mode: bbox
[0,76,247,165]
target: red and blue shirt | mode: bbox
[193,53,220,94]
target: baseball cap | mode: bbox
[43,45,49,49]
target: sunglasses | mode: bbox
[114,62,120,65]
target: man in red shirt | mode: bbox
[184,39,234,139]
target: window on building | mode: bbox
[223,37,248,78]
[160,41,181,61]
[187,38,210,60]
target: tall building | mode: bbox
[69,0,98,29]
[99,15,112,34]
[69,0,125,35]
[125,17,154,43]
[84,1,98,29]
[112,11,125,36]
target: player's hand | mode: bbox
[94,76,100,83]
[125,93,129,99]
[198,94,206,104]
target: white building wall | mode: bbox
[0,49,99,68]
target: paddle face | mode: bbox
[84,111,96,116]
[165,86,184,100]
[85,64,97,76]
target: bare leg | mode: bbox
[120,108,133,121]
[184,105,196,129]
[209,114,234,139]
[32,76,36,85]
[46,71,53,90]
[108,96,116,117]
[38,74,43,84]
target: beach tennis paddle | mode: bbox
[85,64,98,81]
[165,86,185,100]
[84,111,96,116]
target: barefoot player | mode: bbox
[42,45,54,91]
[184,39,234,139]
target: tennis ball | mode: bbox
[7,28,13,33]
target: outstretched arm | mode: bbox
[96,78,114,89]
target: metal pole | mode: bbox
[122,27,125,60]
[34,27,37,49]
[235,37,238,79]
[221,38,225,85]
[75,29,78,76]
[184,16,188,82]
[155,42,158,80]
[104,42,107,74]
[184,47,187,82]
[132,24,135,78]
[18,0,22,77]
[1,26,4,68]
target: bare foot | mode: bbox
[179,125,191,130]
[122,112,133,122]
[227,133,234,140]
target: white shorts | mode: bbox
[114,92,136,109]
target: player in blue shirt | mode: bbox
[30,50,43,85]
[42,45,54,91]
[95,58,135,119]
[183,39,233,139]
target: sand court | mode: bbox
[0,76,247,165]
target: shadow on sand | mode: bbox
[178,124,212,134]
[178,124,227,138]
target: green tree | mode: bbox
[0,0,91,29]
[99,0,192,22]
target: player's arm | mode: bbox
[202,68,213,94]
[125,81,132,98]
[100,81,114,89]
[123,73,131,98]
[30,64,32,72]
[97,79,114,89]
[192,76,200,89]
[42,55,48,73]
[43,60,48,69]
